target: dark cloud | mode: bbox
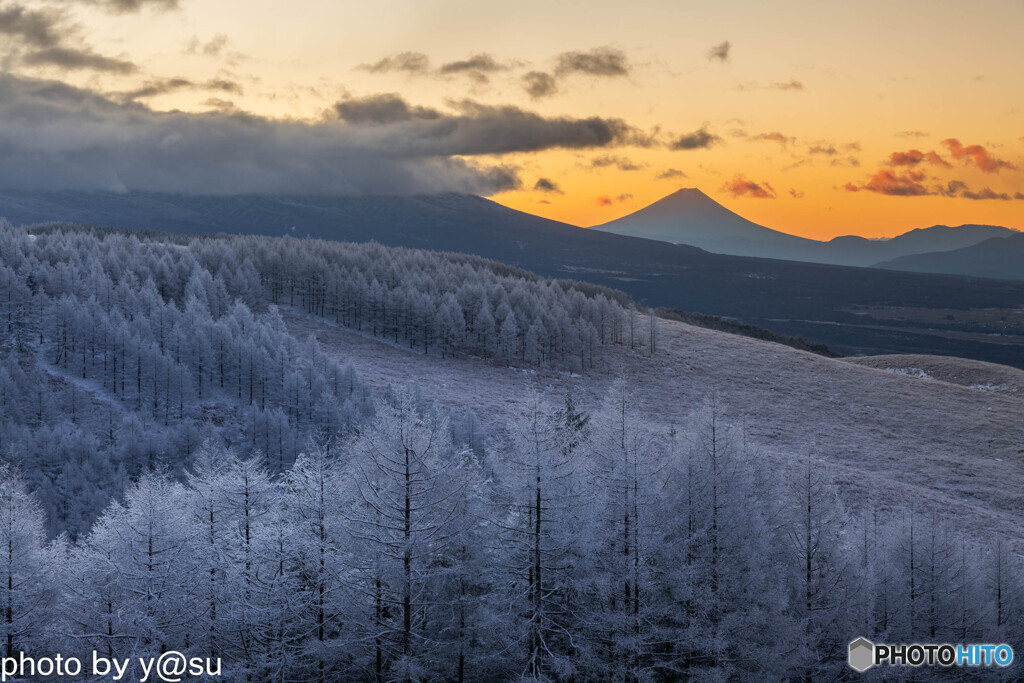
[590,155,644,171]
[97,0,179,13]
[656,168,687,180]
[522,71,557,99]
[721,174,776,198]
[809,144,838,155]
[0,73,522,196]
[376,98,649,156]
[617,193,633,201]
[0,3,138,74]
[0,4,62,48]
[707,41,730,62]
[360,52,431,75]
[438,53,509,84]
[750,131,794,148]
[789,188,804,199]
[770,79,803,91]
[335,93,442,124]
[118,78,242,101]
[361,52,512,85]
[22,47,137,73]
[937,181,1021,201]
[0,74,659,196]
[1016,192,1024,200]
[961,187,1013,201]
[942,138,1017,173]
[670,127,719,151]
[335,95,647,155]
[888,149,951,168]
[533,178,563,194]
[896,130,929,138]
[554,46,629,78]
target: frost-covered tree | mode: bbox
[0,465,58,659]
[340,388,463,681]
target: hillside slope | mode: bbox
[845,354,1024,397]
[284,308,1024,553]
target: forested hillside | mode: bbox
[0,222,1019,681]
[0,223,642,537]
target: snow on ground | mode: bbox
[846,353,1024,398]
[283,310,1024,553]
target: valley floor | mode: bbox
[283,309,1024,553]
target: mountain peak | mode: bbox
[588,187,817,259]
[667,187,710,197]
[660,187,717,204]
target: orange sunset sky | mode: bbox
[1,0,1022,239]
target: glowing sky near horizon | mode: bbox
[1,0,1022,238]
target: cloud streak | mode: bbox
[589,155,644,171]
[942,138,1017,173]
[21,46,137,73]
[750,131,794,148]
[554,46,629,78]
[334,95,649,156]
[721,174,776,198]
[118,77,242,102]
[438,53,510,84]
[521,71,557,99]
[706,41,730,62]
[770,79,803,91]
[844,169,930,196]
[93,0,180,13]
[656,168,687,180]
[888,149,951,168]
[533,178,563,194]
[335,93,442,124]
[360,52,431,75]
[670,127,719,151]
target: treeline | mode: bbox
[212,235,654,369]
[0,389,1020,682]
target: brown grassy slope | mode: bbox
[283,311,1024,552]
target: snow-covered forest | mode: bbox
[0,222,1020,681]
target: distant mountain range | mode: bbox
[877,232,1024,280]
[2,189,1023,368]
[591,188,1019,270]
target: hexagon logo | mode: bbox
[848,637,875,673]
